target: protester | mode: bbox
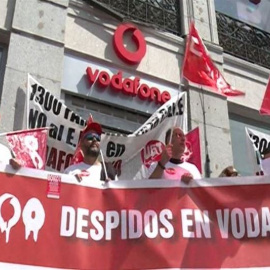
[219,166,239,177]
[64,122,117,182]
[0,143,21,170]
[260,146,270,175]
[148,127,201,183]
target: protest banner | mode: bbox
[5,127,48,169]
[27,75,193,180]
[100,92,187,179]
[245,127,270,174]
[27,75,187,178]
[1,164,270,269]
[27,75,86,172]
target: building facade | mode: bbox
[0,0,269,177]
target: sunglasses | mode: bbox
[84,133,101,142]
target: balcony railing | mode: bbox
[216,11,270,70]
[83,0,181,36]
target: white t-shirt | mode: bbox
[64,162,102,182]
[261,158,270,175]
[147,161,201,180]
[0,143,12,164]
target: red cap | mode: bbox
[83,122,102,136]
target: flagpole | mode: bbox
[169,87,182,144]
[182,21,211,177]
[0,127,53,137]
[26,73,30,129]
[199,86,211,177]
[168,25,190,144]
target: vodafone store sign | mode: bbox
[113,23,146,64]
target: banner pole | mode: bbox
[199,86,211,177]
[26,73,30,129]
[100,149,108,180]
[0,127,52,137]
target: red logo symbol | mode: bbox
[165,168,176,175]
[181,140,193,162]
[78,170,90,178]
[113,23,146,65]
[141,140,165,168]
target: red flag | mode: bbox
[182,22,245,97]
[6,127,48,169]
[70,115,93,165]
[260,76,270,115]
[181,127,202,173]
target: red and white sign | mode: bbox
[113,23,146,64]
[6,127,48,170]
[47,174,61,199]
[141,140,165,168]
[1,165,270,269]
[182,22,245,97]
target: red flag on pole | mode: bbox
[6,127,48,169]
[259,76,270,115]
[182,127,202,173]
[182,22,245,97]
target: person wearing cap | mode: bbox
[148,127,201,183]
[260,146,270,175]
[219,166,239,177]
[64,122,117,182]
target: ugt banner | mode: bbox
[1,164,270,269]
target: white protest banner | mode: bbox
[28,74,86,172]
[245,127,270,175]
[100,92,187,179]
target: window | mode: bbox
[215,0,270,33]
[64,93,149,134]
[215,0,270,69]
[83,0,181,36]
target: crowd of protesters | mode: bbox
[4,119,270,183]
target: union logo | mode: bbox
[141,140,165,168]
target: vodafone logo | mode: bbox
[113,23,146,65]
[86,66,171,105]
[141,140,165,168]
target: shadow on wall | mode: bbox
[4,0,16,30]
[13,87,26,131]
